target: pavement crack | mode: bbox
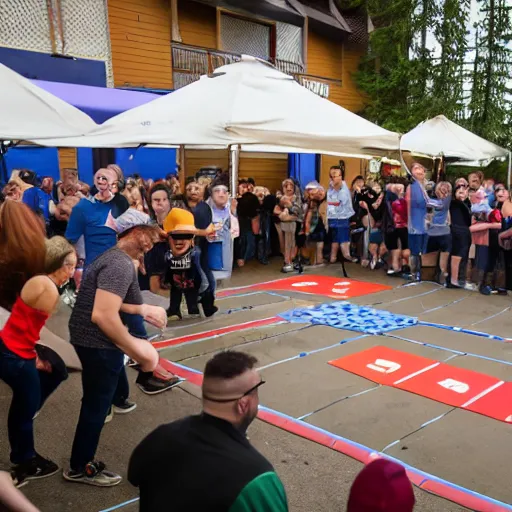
[380,407,457,453]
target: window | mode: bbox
[220,13,274,61]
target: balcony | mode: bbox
[171,43,336,99]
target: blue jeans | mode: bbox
[0,339,66,464]
[70,346,125,472]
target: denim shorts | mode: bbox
[408,233,428,256]
[328,219,350,244]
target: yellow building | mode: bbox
[108,0,370,190]
[0,0,370,188]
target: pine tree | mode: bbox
[468,0,512,147]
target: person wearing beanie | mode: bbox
[347,459,415,512]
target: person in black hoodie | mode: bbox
[449,184,472,288]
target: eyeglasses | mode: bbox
[202,379,266,403]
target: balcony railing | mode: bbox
[171,43,335,99]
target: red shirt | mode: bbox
[392,198,408,229]
[0,296,48,359]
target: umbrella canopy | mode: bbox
[400,115,508,162]
[33,56,399,155]
[0,63,97,141]
[31,80,159,123]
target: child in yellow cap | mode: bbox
[163,209,217,320]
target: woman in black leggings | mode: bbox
[449,184,472,287]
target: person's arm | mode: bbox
[499,227,512,240]
[65,201,85,244]
[91,290,158,371]
[469,222,501,232]
[0,471,40,512]
[21,276,60,315]
[230,472,288,512]
[119,302,166,328]
[304,209,312,235]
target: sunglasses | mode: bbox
[169,233,194,240]
[202,379,266,403]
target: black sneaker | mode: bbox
[63,461,122,487]
[136,374,184,395]
[113,399,137,414]
[13,454,59,481]
[10,470,28,489]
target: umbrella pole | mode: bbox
[508,151,511,190]
[178,145,185,192]
[229,144,240,197]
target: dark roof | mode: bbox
[193,0,304,26]
[287,0,352,38]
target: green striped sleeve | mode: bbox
[229,472,288,512]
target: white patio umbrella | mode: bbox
[0,63,97,141]
[401,115,511,186]
[400,115,508,162]
[33,56,399,156]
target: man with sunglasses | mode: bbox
[129,350,288,511]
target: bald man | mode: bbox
[128,351,288,511]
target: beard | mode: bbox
[238,408,258,434]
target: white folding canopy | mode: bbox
[0,63,97,141]
[34,56,399,156]
[400,115,509,162]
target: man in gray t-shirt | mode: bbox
[64,222,173,488]
[69,247,144,350]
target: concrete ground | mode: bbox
[1,258,511,511]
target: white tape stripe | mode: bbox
[461,381,505,408]
[393,362,440,385]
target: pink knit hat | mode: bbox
[347,459,415,512]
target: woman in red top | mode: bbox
[0,201,77,483]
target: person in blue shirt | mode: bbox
[65,168,129,267]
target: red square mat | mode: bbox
[465,381,512,423]
[328,346,438,386]
[218,275,391,299]
[395,363,502,408]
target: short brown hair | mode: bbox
[204,351,258,380]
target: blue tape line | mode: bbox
[418,321,505,341]
[173,361,512,510]
[379,453,512,510]
[99,498,139,512]
[387,333,512,366]
[257,334,369,371]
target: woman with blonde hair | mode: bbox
[0,201,77,484]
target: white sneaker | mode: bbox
[63,462,121,487]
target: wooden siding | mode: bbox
[239,154,288,194]
[307,28,365,112]
[307,28,342,80]
[107,0,173,89]
[178,0,217,49]
[184,149,229,179]
[184,151,287,193]
[319,155,368,191]
[58,148,77,170]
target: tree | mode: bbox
[353,0,511,149]
[468,0,512,147]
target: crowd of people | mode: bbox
[5,163,512,298]
[0,160,510,510]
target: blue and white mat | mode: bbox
[278,301,417,334]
